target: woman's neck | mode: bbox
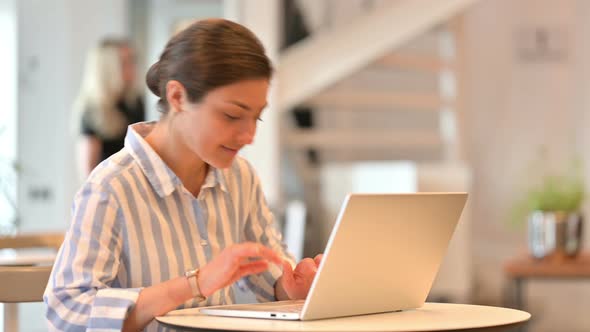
[144,122,208,197]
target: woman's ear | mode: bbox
[165,80,186,114]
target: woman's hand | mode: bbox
[277,254,323,300]
[198,242,282,297]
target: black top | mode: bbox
[81,97,145,162]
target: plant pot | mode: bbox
[527,211,583,259]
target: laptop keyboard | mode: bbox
[219,300,304,313]
[269,302,304,313]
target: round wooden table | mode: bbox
[156,302,531,331]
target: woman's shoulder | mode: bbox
[216,156,260,190]
[85,149,137,190]
[226,155,258,177]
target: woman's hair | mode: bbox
[73,38,140,139]
[146,18,273,114]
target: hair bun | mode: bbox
[146,61,162,97]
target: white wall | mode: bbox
[16,0,127,233]
[0,0,17,233]
[464,0,590,330]
[145,0,222,121]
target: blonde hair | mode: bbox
[73,39,139,139]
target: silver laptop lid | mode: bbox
[301,193,467,320]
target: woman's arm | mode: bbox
[121,276,193,331]
[122,243,282,331]
[45,182,136,331]
[77,135,102,177]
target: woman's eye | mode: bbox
[225,113,240,121]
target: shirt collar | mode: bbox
[202,165,228,193]
[124,122,228,197]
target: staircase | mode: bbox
[278,0,475,165]
[278,0,474,189]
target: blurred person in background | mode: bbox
[73,38,145,178]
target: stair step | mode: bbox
[373,52,453,72]
[309,91,451,110]
[284,129,443,149]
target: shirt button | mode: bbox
[200,240,208,246]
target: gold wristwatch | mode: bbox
[184,268,206,302]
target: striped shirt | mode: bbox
[44,122,294,332]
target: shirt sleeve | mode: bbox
[44,182,141,332]
[242,163,296,302]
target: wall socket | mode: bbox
[28,186,52,201]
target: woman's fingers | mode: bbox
[209,248,324,302]
[294,258,317,276]
[200,243,284,296]
[226,260,270,285]
[313,254,324,267]
[279,258,317,300]
[197,243,283,298]
[281,260,295,284]
[230,242,282,265]
[256,245,282,265]
[237,260,269,277]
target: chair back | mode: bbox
[0,232,63,303]
[0,233,64,250]
[0,265,52,302]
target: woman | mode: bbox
[74,38,145,177]
[45,19,320,331]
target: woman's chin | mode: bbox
[208,157,236,169]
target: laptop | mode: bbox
[200,192,468,321]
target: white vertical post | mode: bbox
[226,0,282,207]
[448,15,468,163]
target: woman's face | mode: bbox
[174,79,269,169]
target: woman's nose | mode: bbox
[237,120,256,145]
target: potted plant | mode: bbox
[513,159,585,259]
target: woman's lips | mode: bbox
[222,145,239,154]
